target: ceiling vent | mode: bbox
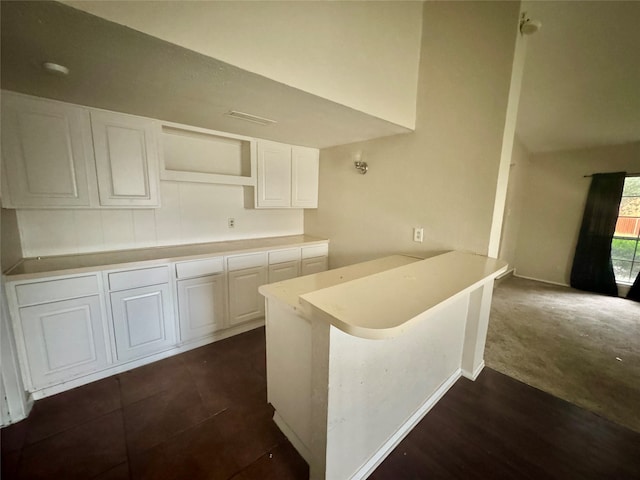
[225,110,277,126]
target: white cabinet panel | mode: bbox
[227,252,267,271]
[268,248,301,265]
[15,275,100,307]
[255,140,319,209]
[177,274,226,342]
[302,244,329,260]
[268,260,300,283]
[228,266,267,326]
[91,111,160,207]
[1,93,95,208]
[108,266,169,291]
[175,257,224,279]
[20,295,109,389]
[110,284,175,362]
[301,256,328,276]
[291,147,319,208]
[256,141,291,208]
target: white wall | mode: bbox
[17,181,303,257]
[498,136,530,270]
[305,1,520,268]
[62,0,423,129]
[514,141,640,285]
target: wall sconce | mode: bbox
[519,12,541,35]
[354,161,368,174]
[353,151,368,174]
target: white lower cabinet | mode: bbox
[228,266,267,326]
[301,244,329,276]
[110,283,175,362]
[7,241,328,397]
[177,274,226,342]
[268,260,300,283]
[301,256,329,276]
[19,295,109,389]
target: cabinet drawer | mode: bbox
[268,248,301,265]
[301,256,328,275]
[15,275,100,306]
[227,252,266,272]
[301,244,329,259]
[176,257,224,279]
[108,266,169,291]
[268,260,300,283]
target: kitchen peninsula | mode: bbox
[259,251,507,480]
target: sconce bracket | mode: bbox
[354,161,368,175]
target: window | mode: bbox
[612,176,640,284]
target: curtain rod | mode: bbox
[583,173,640,178]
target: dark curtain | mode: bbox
[627,272,640,302]
[570,172,626,296]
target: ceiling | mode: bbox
[516,1,640,154]
[0,1,410,149]
[3,1,637,156]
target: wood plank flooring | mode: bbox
[2,327,639,479]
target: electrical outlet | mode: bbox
[413,227,424,243]
[228,218,235,228]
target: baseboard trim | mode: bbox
[513,272,570,288]
[462,360,485,381]
[496,268,515,280]
[273,411,313,464]
[352,368,462,480]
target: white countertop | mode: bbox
[260,251,507,339]
[259,254,422,313]
[5,234,328,281]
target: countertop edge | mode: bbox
[4,235,329,282]
[299,261,507,340]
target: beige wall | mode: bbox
[15,182,303,258]
[514,141,640,285]
[305,1,520,268]
[498,136,530,270]
[62,1,423,129]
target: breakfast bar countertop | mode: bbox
[260,251,507,340]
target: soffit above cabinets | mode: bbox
[0,1,411,149]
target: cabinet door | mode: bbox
[19,295,109,389]
[256,141,291,208]
[228,266,267,326]
[110,284,175,362]
[1,93,95,208]
[91,111,160,207]
[301,257,328,276]
[291,146,319,208]
[177,274,226,342]
[268,260,300,283]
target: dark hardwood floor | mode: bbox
[2,327,639,479]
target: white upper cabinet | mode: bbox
[1,92,160,209]
[1,93,97,208]
[291,146,319,208]
[256,140,292,208]
[255,140,319,209]
[2,91,317,211]
[91,111,160,207]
